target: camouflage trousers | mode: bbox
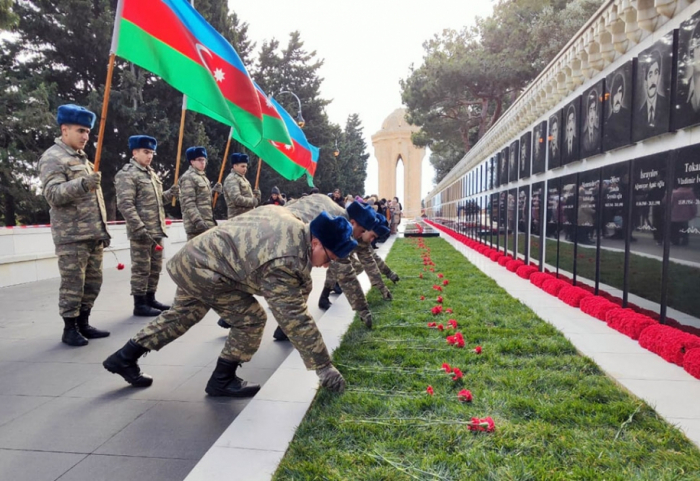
[56,240,104,317]
[129,238,163,295]
[132,279,267,364]
[324,254,363,289]
[372,249,398,280]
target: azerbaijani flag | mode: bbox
[110,0,263,146]
[233,94,320,181]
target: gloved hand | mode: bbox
[253,189,261,198]
[389,272,400,284]
[359,310,373,329]
[167,184,180,196]
[132,227,152,242]
[380,287,393,301]
[316,364,346,393]
[212,182,223,194]
[196,221,209,233]
[82,172,102,191]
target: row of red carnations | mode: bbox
[423,220,700,380]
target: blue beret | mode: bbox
[186,146,207,162]
[57,104,96,129]
[128,135,157,152]
[310,211,357,259]
[372,213,390,237]
[346,200,377,230]
[230,152,249,164]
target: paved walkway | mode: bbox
[0,237,394,481]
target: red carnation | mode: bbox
[467,416,495,432]
[442,279,449,286]
[117,263,125,270]
[427,322,437,328]
[456,339,465,348]
[458,389,473,402]
[438,273,444,278]
[426,385,434,396]
[437,324,444,331]
[436,296,443,303]
[446,335,456,345]
[473,345,482,354]
[445,308,453,314]
[419,273,423,279]
[420,296,425,301]
[154,244,163,252]
[442,363,452,373]
[452,368,463,380]
[448,319,458,329]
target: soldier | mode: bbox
[223,152,260,219]
[179,146,220,240]
[103,208,355,396]
[115,135,180,317]
[273,195,396,339]
[38,104,111,346]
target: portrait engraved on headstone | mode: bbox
[509,140,519,183]
[532,120,547,174]
[633,33,673,142]
[500,147,509,186]
[548,110,562,169]
[674,13,700,131]
[562,97,581,165]
[520,131,532,179]
[604,61,633,152]
[580,80,604,158]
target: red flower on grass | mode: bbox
[467,416,495,432]
[437,324,444,331]
[437,273,444,279]
[442,363,452,373]
[426,385,434,396]
[458,389,473,402]
[446,335,456,345]
[472,345,482,354]
[456,339,465,348]
[419,273,423,279]
[452,368,463,381]
[420,296,425,301]
[427,322,437,328]
[442,279,449,286]
[445,308,453,314]
[436,296,443,303]
[431,305,443,315]
[448,319,458,329]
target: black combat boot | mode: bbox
[318,287,332,310]
[103,340,153,387]
[217,318,231,328]
[146,292,170,311]
[133,295,161,317]
[205,358,261,397]
[273,325,289,341]
[77,308,110,339]
[62,317,88,347]
[332,282,343,295]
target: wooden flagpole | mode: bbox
[171,98,187,207]
[254,158,264,190]
[93,53,116,173]
[212,127,233,207]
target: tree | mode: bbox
[401,0,603,184]
[336,114,369,196]
[0,0,17,29]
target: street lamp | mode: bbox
[273,90,305,128]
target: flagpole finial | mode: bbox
[272,90,305,128]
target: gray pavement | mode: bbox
[0,259,334,481]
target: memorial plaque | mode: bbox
[530,182,545,265]
[520,132,532,179]
[674,12,700,131]
[490,193,499,247]
[545,178,561,270]
[667,145,700,326]
[580,80,604,159]
[600,161,630,296]
[507,188,518,256]
[629,153,670,315]
[576,169,601,288]
[533,120,547,174]
[509,140,519,183]
[518,186,530,261]
[492,156,498,188]
[501,147,510,185]
[499,191,507,251]
[548,110,563,169]
[562,97,581,165]
[633,32,674,142]
[604,61,633,152]
[559,174,578,276]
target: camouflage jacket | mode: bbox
[167,206,331,369]
[224,171,259,219]
[38,138,110,248]
[285,193,347,223]
[115,159,175,240]
[179,166,216,235]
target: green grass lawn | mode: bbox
[273,238,700,480]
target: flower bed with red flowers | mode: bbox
[490,251,504,262]
[683,348,700,379]
[579,296,619,321]
[638,324,700,366]
[505,259,524,272]
[542,278,569,296]
[497,255,511,267]
[557,285,593,307]
[529,271,554,287]
[516,265,538,279]
[605,308,658,340]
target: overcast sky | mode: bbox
[228,0,495,198]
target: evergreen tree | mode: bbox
[337,114,368,197]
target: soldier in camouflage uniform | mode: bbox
[38,104,111,347]
[223,152,261,219]
[103,208,355,396]
[276,195,396,338]
[115,136,180,317]
[179,146,221,240]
